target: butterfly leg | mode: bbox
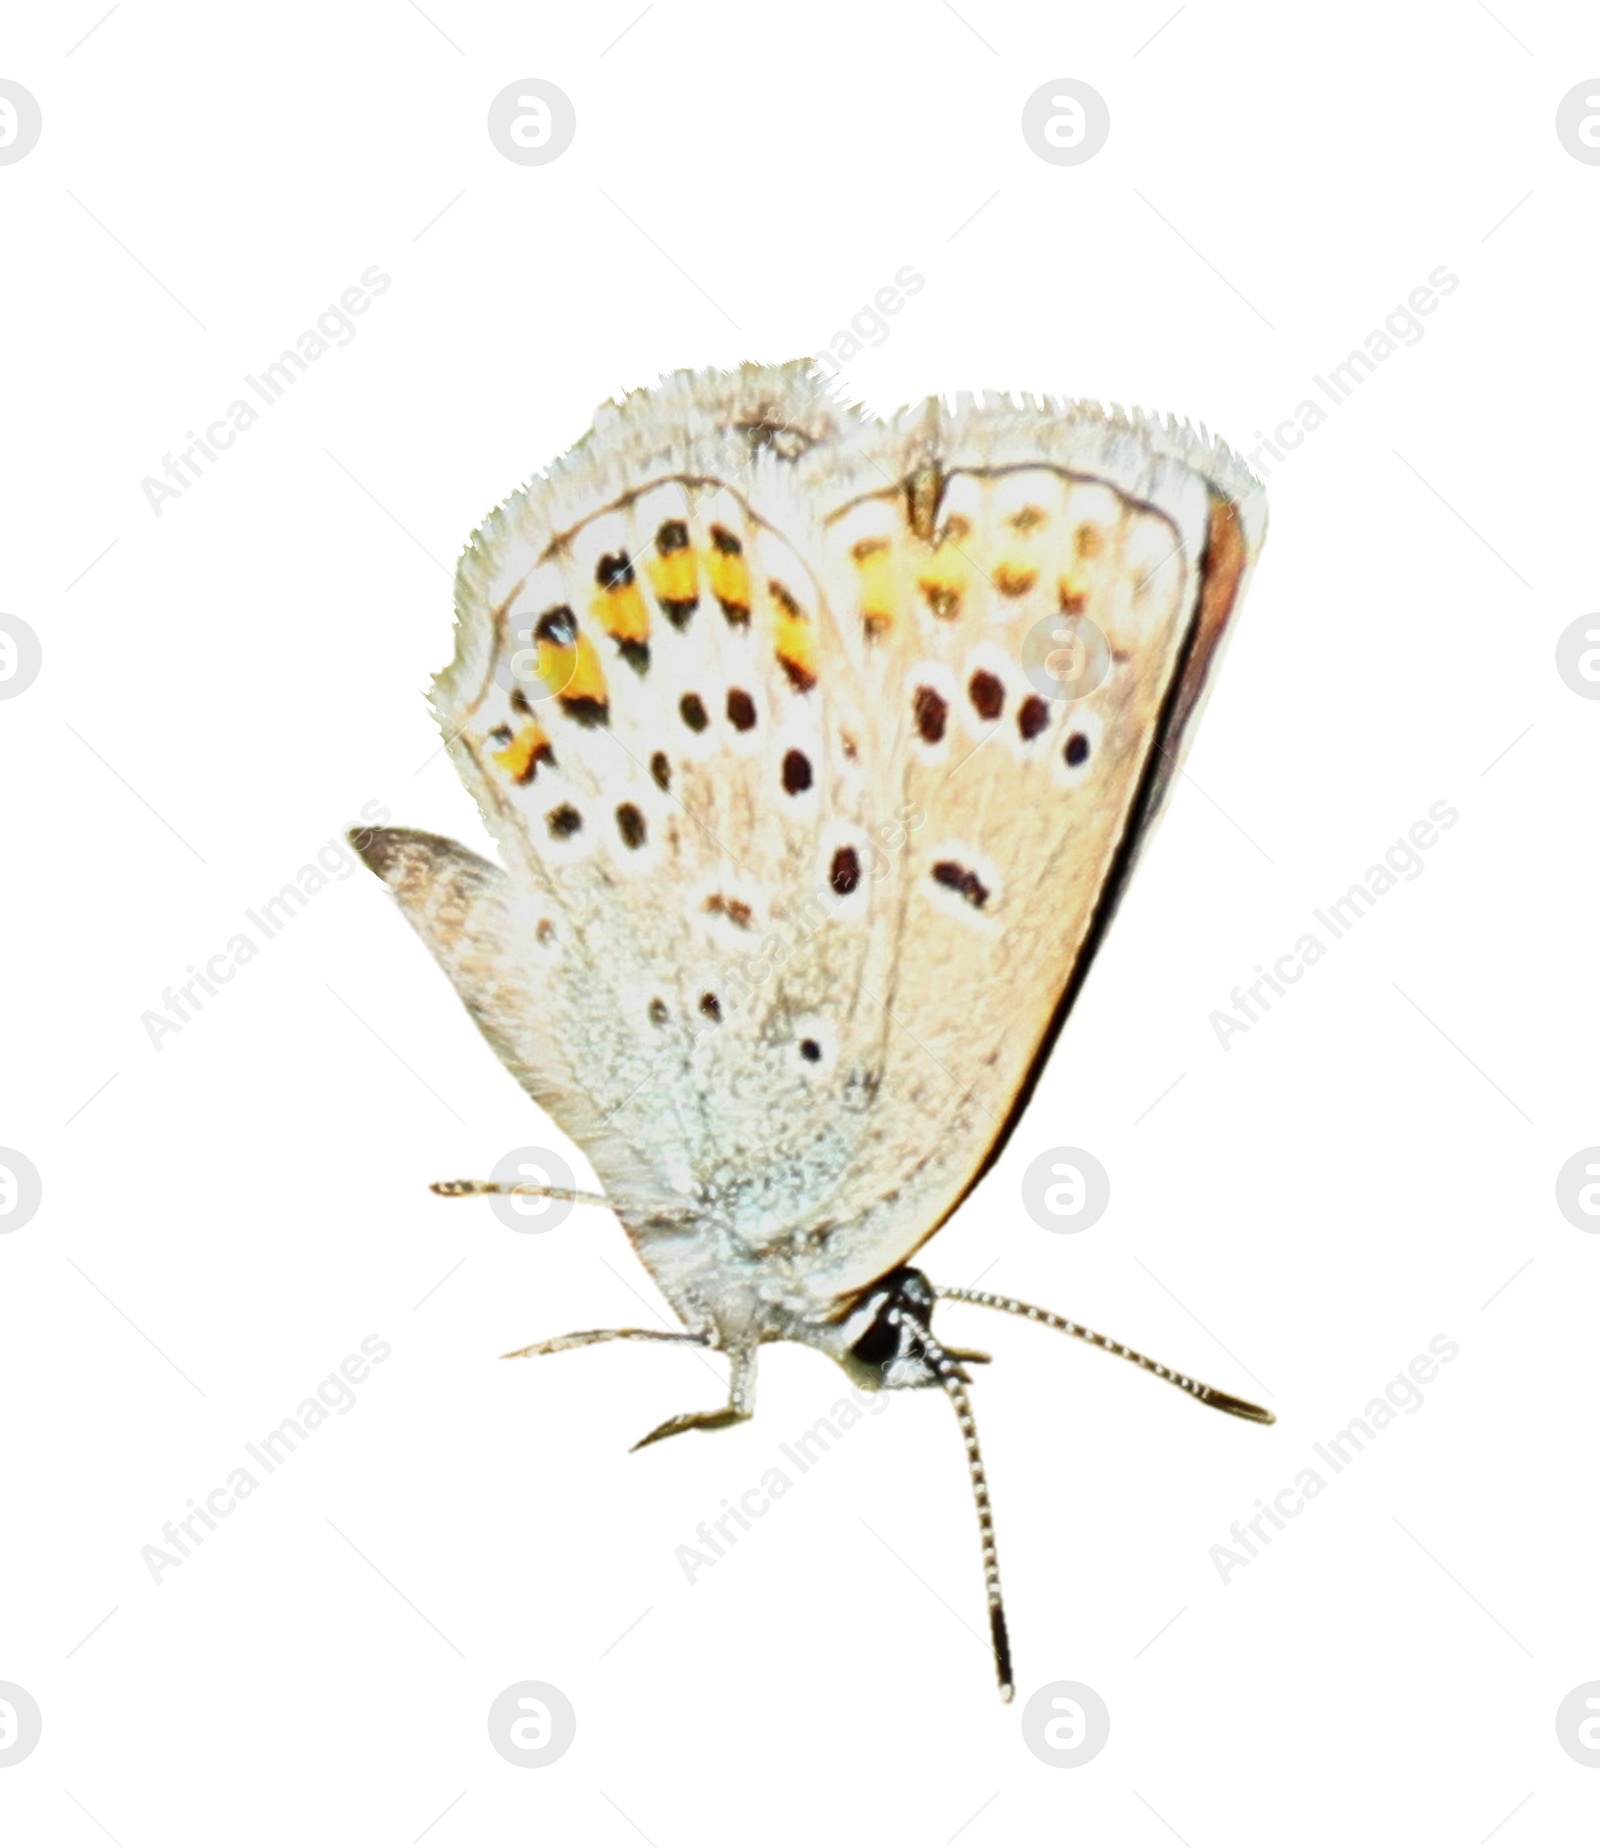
[501,1328,708,1360]
[433,1178,612,1207]
[629,1343,756,1452]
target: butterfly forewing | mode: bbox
[396,364,1262,1302]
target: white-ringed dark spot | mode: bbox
[914,685,948,743]
[1017,695,1050,740]
[932,860,989,908]
[969,669,1005,721]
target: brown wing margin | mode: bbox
[928,491,1254,1234]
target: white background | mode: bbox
[3,1,1596,1841]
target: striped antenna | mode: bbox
[890,1305,1014,1702]
[935,1286,1274,1424]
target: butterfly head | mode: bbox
[820,1266,949,1392]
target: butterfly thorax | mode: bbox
[625,1197,945,1389]
[618,1196,869,1352]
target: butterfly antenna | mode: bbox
[935,1286,1275,1424]
[891,1308,1014,1702]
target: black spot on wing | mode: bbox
[932,860,989,908]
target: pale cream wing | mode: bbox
[391,365,1263,1306]
[786,395,1265,1298]
[425,365,893,1236]
[350,824,668,1207]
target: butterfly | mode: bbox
[352,361,1272,1699]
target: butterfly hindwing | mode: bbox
[352,824,668,1207]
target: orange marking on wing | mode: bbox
[541,632,609,711]
[492,721,552,785]
[646,550,697,605]
[707,528,752,619]
[851,536,896,633]
[917,547,966,619]
[769,579,818,691]
[992,561,1038,598]
[1056,574,1090,616]
[593,579,650,646]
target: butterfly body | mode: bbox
[354,362,1270,1693]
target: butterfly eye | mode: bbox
[847,1304,900,1371]
[799,1039,822,1063]
[843,1268,938,1386]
